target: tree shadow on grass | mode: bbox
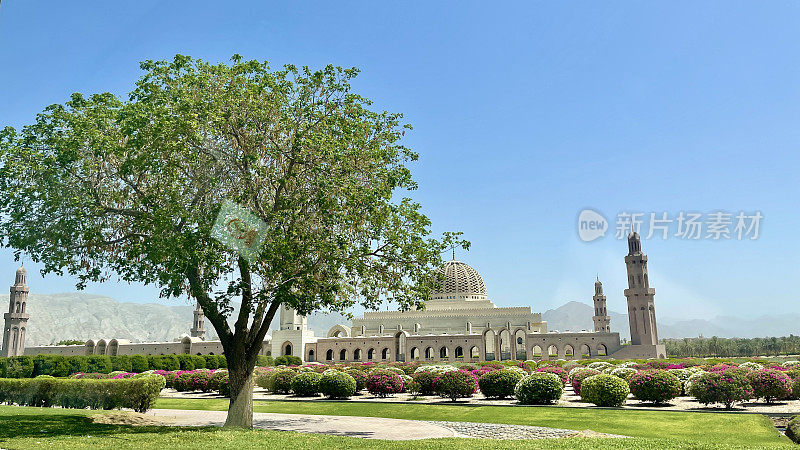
[0,411,216,442]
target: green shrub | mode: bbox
[269,369,297,394]
[129,355,149,373]
[570,368,601,396]
[433,370,478,402]
[610,367,637,382]
[203,355,219,370]
[318,371,357,399]
[110,355,132,373]
[190,355,206,369]
[344,369,367,391]
[628,370,682,404]
[411,371,437,395]
[177,355,195,371]
[66,356,89,375]
[33,355,69,377]
[274,355,301,366]
[0,375,164,413]
[0,357,6,377]
[580,374,630,407]
[291,372,322,396]
[5,356,34,378]
[787,415,800,444]
[86,356,112,374]
[256,355,274,366]
[514,372,563,405]
[478,369,524,399]
[689,371,753,409]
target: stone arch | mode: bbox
[18,327,25,353]
[367,348,375,360]
[564,344,574,358]
[454,346,463,358]
[327,325,351,338]
[439,346,449,358]
[21,302,25,313]
[15,302,20,313]
[353,348,362,360]
[108,339,120,357]
[414,323,421,333]
[469,346,480,359]
[498,329,511,360]
[180,336,193,354]
[381,347,390,360]
[483,329,496,360]
[96,339,108,356]
[394,330,408,361]
[85,340,95,355]
[514,328,527,359]
[10,327,18,354]
[597,343,607,356]
[326,349,333,361]
[410,347,420,359]
[282,341,293,356]
[339,348,347,361]
[547,344,558,357]
[307,349,315,362]
[580,343,591,357]
[425,347,434,359]
[532,345,542,357]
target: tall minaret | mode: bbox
[623,231,659,345]
[592,277,611,333]
[2,265,30,357]
[190,302,206,340]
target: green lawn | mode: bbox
[0,402,791,449]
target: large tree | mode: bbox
[0,55,465,427]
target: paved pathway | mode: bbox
[144,409,614,440]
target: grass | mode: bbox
[0,401,791,449]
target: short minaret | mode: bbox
[271,304,316,362]
[190,302,206,340]
[2,266,30,357]
[624,231,659,345]
[592,277,611,333]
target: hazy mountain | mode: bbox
[21,292,350,346]
[15,293,800,347]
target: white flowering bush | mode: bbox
[784,361,800,369]
[739,362,763,371]
[588,362,613,371]
[414,365,457,375]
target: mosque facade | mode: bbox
[4,232,665,361]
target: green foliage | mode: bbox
[269,369,297,394]
[33,355,70,378]
[514,372,564,405]
[432,370,477,402]
[290,371,322,396]
[148,355,179,372]
[86,356,112,374]
[689,371,753,409]
[129,355,149,373]
[569,368,601,396]
[318,371,357,399]
[580,374,630,407]
[110,355,132,372]
[4,356,34,378]
[274,355,301,366]
[344,368,367,391]
[176,355,195,371]
[55,340,85,346]
[411,371,437,395]
[203,354,220,370]
[628,370,682,404]
[477,369,523,399]
[256,355,274,367]
[787,415,800,444]
[0,375,165,412]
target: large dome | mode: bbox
[431,260,487,297]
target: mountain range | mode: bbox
[15,293,799,347]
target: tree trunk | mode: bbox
[224,365,254,428]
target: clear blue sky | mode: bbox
[1,1,798,322]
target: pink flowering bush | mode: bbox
[411,371,438,395]
[747,369,792,403]
[366,369,404,397]
[689,371,753,409]
[433,370,478,402]
[110,372,136,379]
[535,366,568,385]
[628,370,682,404]
[345,369,368,391]
[570,368,601,396]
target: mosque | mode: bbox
[4,231,666,361]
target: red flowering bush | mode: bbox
[689,371,753,409]
[570,368,601,396]
[747,369,792,403]
[433,370,478,402]
[535,366,568,385]
[628,370,682,404]
[366,369,404,397]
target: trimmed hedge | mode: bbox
[291,372,322,396]
[515,372,564,405]
[319,371,357,399]
[580,374,630,407]
[0,375,165,412]
[787,415,800,444]
[433,370,478,402]
[0,354,229,378]
[628,370,682,404]
[689,371,753,409]
[478,369,524,399]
